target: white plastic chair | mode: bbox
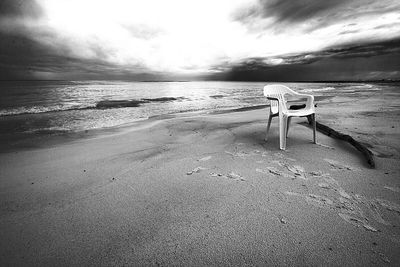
[263,84,316,150]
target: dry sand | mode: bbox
[1,99,400,265]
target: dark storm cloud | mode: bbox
[0,0,42,18]
[234,0,347,24]
[316,38,400,60]
[212,38,400,81]
[233,0,400,31]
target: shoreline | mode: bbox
[1,105,272,153]
[0,94,336,154]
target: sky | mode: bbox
[0,0,400,81]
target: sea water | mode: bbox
[0,80,398,141]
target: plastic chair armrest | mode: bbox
[304,95,315,111]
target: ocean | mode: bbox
[0,80,399,149]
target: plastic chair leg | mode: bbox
[286,117,292,138]
[312,113,316,143]
[279,114,287,150]
[265,113,273,141]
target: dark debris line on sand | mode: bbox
[290,104,375,168]
[305,116,375,168]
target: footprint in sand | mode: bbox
[316,143,335,150]
[324,158,355,171]
[279,216,288,224]
[286,189,387,231]
[225,150,251,158]
[383,186,400,193]
[309,171,330,177]
[319,181,389,226]
[338,213,378,232]
[209,172,245,181]
[273,152,296,162]
[198,156,212,162]
[337,197,362,214]
[256,168,295,179]
[317,177,353,200]
[282,163,307,179]
[284,191,334,209]
[318,182,331,190]
[187,167,206,175]
[306,194,334,207]
[375,198,400,214]
[226,172,246,181]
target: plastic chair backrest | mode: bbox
[263,85,294,114]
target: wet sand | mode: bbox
[0,96,400,265]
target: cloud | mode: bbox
[233,0,400,32]
[0,0,43,18]
[122,24,164,40]
[211,38,400,81]
[234,0,347,24]
[0,28,162,80]
[1,0,400,81]
[0,0,166,80]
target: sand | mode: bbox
[1,99,400,265]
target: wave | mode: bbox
[96,97,187,109]
[96,100,144,108]
[302,87,336,93]
[209,94,226,99]
[0,96,189,116]
[142,96,187,102]
[0,105,96,117]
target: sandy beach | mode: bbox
[1,0,400,265]
[1,92,399,266]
